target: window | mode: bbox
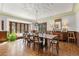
[2,20,4,30]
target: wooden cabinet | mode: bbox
[76,32,79,46]
[62,32,68,41]
[53,31,68,41]
[53,31,62,40]
[0,31,7,42]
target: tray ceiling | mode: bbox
[0,3,73,20]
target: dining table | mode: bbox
[26,32,58,48]
[38,33,58,48]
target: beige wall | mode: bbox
[37,13,76,31]
[75,11,79,32]
[62,14,76,31]
[74,4,79,32]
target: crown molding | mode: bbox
[0,12,34,22]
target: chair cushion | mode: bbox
[51,40,58,44]
[34,41,42,43]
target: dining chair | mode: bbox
[33,33,43,55]
[23,32,26,43]
[49,37,59,55]
[24,33,31,47]
[68,31,76,43]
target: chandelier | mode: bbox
[34,5,39,26]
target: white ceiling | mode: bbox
[0,3,73,20]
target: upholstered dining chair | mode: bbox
[24,32,31,47]
[49,37,59,55]
[33,33,43,55]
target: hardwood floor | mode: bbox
[0,39,79,56]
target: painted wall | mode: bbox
[62,14,76,31]
[37,13,76,32]
[73,4,79,32]
[75,11,79,32]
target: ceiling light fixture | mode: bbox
[34,4,39,31]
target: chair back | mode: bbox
[33,33,40,42]
[68,31,76,39]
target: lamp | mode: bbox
[62,21,68,32]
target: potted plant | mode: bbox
[7,32,16,41]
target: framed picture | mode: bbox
[54,19,62,31]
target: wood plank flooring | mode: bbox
[0,39,79,56]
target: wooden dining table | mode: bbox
[38,33,57,39]
[38,33,58,48]
[27,32,58,48]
